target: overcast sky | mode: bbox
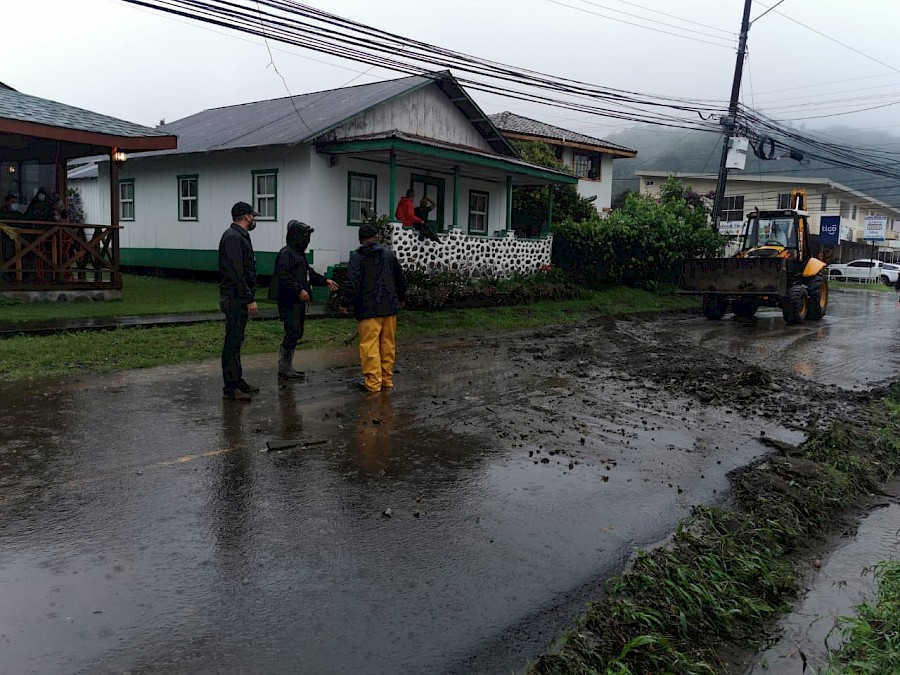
[8,0,900,139]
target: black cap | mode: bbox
[358,223,378,241]
[231,201,258,219]
[287,219,314,233]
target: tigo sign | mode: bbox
[819,216,839,246]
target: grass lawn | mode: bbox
[829,280,898,293]
[0,274,264,323]
[0,285,698,381]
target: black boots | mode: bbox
[278,347,305,380]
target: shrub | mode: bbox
[402,269,582,311]
[553,177,725,289]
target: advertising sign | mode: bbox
[819,216,840,246]
[863,215,887,241]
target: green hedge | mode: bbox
[553,178,725,289]
[329,266,582,312]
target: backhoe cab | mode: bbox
[677,189,829,324]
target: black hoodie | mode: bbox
[274,223,326,306]
[341,242,407,319]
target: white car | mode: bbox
[828,259,899,286]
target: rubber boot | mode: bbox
[278,347,304,380]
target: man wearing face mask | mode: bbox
[0,192,20,219]
[273,220,339,380]
[218,201,260,400]
[24,187,55,222]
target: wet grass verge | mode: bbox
[531,384,900,675]
[824,560,900,674]
[0,286,698,381]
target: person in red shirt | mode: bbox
[395,189,441,243]
[394,189,421,229]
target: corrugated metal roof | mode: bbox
[156,73,437,154]
[0,88,171,138]
[150,71,516,158]
[488,111,637,155]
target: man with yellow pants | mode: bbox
[340,223,407,393]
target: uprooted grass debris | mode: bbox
[530,384,900,675]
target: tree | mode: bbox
[512,141,597,235]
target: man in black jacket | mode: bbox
[274,220,338,380]
[219,201,260,401]
[340,223,407,393]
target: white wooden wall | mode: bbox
[67,177,104,224]
[330,84,495,153]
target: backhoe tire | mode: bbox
[702,294,728,320]
[732,298,758,318]
[782,284,809,324]
[807,275,828,321]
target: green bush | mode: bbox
[553,178,725,289]
[403,269,582,311]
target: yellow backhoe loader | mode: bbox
[678,189,829,324]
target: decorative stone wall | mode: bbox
[390,225,552,279]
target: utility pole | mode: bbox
[711,0,753,229]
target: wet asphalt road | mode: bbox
[0,289,897,675]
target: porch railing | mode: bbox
[0,221,121,291]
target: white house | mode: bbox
[488,111,637,213]
[636,171,900,261]
[71,71,576,280]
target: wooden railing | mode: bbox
[0,221,121,291]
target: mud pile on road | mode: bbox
[521,313,900,675]
[511,313,879,431]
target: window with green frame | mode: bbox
[119,179,135,221]
[468,190,488,234]
[177,175,198,221]
[252,169,277,220]
[348,173,376,225]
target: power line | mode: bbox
[119,0,728,133]
[758,2,900,74]
[550,0,735,45]
[603,0,734,35]
[255,0,312,133]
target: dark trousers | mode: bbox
[221,297,249,392]
[279,303,306,351]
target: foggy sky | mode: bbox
[8,0,900,139]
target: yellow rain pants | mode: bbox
[358,315,397,392]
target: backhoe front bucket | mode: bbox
[677,258,788,296]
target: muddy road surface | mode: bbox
[0,289,897,674]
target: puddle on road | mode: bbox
[742,500,900,675]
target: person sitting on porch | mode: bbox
[395,189,441,243]
[413,196,441,243]
[0,192,20,220]
[23,187,57,222]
